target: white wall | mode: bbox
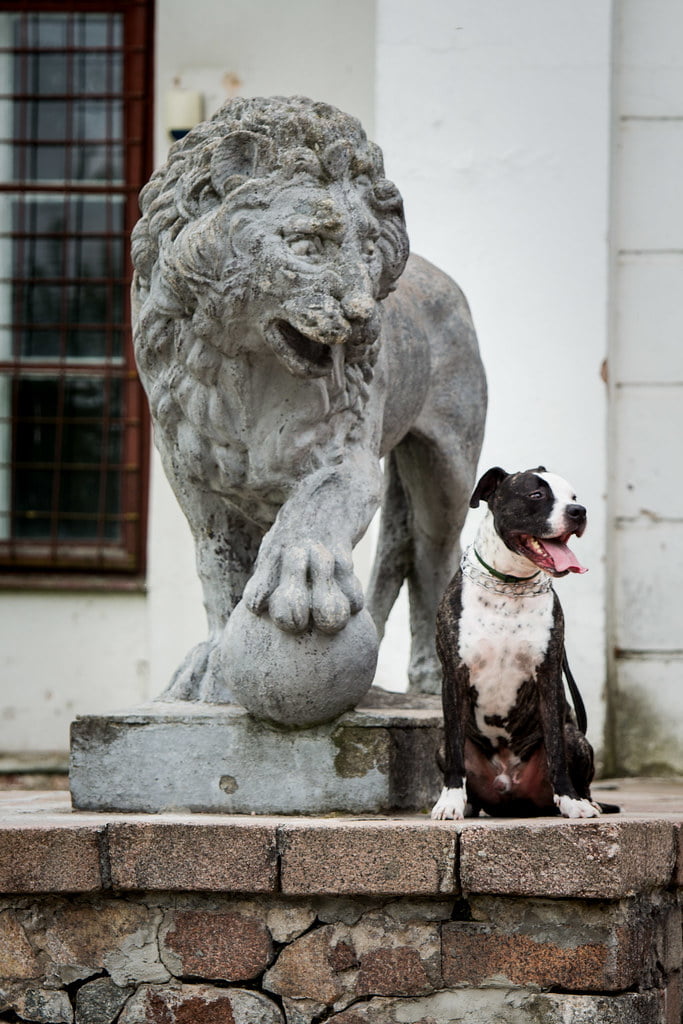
[606,0,683,774]
[374,0,613,755]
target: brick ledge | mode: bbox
[0,785,680,899]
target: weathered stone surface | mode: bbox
[9,985,74,1023]
[265,903,317,943]
[160,909,273,981]
[107,819,278,891]
[70,703,442,814]
[33,899,167,986]
[75,977,133,1024]
[279,820,457,895]
[459,819,677,897]
[0,909,41,979]
[0,826,102,892]
[327,990,665,1023]
[443,894,679,992]
[263,912,442,1013]
[130,93,486,716]
[118,983,284,1023]
[224,603,379,725]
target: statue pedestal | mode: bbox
[69,691,443,815]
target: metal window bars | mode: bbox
[0,1,152,575]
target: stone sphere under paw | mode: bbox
[220,601,379,726]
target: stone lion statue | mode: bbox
[131,95,486,704]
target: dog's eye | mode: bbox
[528,491,543,500]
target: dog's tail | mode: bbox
[564,650,621,814]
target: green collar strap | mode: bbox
[473,547,541,585]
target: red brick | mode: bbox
[443,923,627,991]
[355,946,434,997]
[107,821,278,892]
[0,825,103,893]
[118,983,282,1023]
[459,819,676,898]
[279,820,457,895]
[161,910,273,981]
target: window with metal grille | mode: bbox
[0,0,153,581]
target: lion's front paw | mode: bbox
[243,539,364,633]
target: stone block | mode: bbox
[263,911,442,1015]
[6,985,74,1023]
[107,820,278,892]
[75,977,133,1024]
[326,990,664,1023]
[159,909,273,981]
[442,894,675,992]
[459,818,677,897]
[69,700,443,814]
[118,983,284,1023]
[0,826,102,893]
[0,910,41,980]
[279,820,457,896]
[34,899,167,986]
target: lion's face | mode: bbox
[226,178,385,379]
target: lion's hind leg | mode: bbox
[371,432,476,695]
[366,451,412,646]
[161,499,264,702]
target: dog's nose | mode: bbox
[566,503,586,523]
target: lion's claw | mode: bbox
[245,536,363,634]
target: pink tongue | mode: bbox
[539,538,587,574]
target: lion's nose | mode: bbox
[341,287,375,324]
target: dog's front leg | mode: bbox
[431,610,470,820]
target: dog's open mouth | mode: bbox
[515,533,587,576]
[266,320,335,378]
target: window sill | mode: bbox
[0,572,147,593]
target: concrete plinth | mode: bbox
[69,692,443,814]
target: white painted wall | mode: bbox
[374,0,612,756]
[606,0,683,774]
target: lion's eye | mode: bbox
[288,235,324,258]
[363,238,376,258]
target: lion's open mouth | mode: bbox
[514,532,587,576]
[267,320,334,378]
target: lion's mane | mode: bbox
[132,95,408,354]
[130,96,410,500]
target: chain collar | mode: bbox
[461,546,553,597]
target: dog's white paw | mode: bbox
[431,786,467,820]
[554,794,602,819]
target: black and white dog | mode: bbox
[432,466,610,820]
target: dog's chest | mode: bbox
[458,578,555,741]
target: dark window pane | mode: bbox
[12,376,123,540]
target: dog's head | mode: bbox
[470,466,587,577]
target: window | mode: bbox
[0,0,153,580]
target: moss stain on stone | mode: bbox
[332,727,389,778]
[609,681,683,777]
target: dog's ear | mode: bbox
[470,467,508,508]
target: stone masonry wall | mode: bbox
[0,798,681,1023]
